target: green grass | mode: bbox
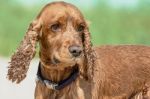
[83,4,150,45]
[0,1,150,56]
[0,2,41,56]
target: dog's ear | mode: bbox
[7,19,42,84]
[82,26,96,81]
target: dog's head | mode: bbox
[7,1,95,83]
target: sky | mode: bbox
[16,0,139,8]
[16,0,98,6]
[108,0,139,8]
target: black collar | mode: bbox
[36,62,79,90]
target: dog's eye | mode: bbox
[77,25,85,32]
[51,23,61,32]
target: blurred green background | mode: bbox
[0,0,150,56]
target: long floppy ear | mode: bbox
[7,19,41,83]
[82,26,96,81]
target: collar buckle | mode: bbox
[44,80,58,90]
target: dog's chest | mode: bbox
[48,90,80,99]
[52,86,85,99]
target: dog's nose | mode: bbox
[69,45,82,57]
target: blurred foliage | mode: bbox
[0,0,150,56]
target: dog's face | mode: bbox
[39,3,87,68]
[8,2,93,83]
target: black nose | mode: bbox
[69,45,82,57]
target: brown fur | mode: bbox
[7,1,150,99]
[7,1,94,99]
[91,45,150,99]
[7,19,41,83]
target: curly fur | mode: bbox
[7,20,41,83]
[7,1,150,99]
[82,29,96,80]
[7,1,90,99]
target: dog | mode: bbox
[7,1,150,99]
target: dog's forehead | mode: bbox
[39,2,84,24]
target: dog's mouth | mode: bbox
[50,53,81,67]
[51,56,60,65]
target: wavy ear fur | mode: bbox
[7,19,41,83]
[82,28,96,81]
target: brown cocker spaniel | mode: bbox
[7,1,150,99]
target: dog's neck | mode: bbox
[40,63,77,83]
[35,62,82,99]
